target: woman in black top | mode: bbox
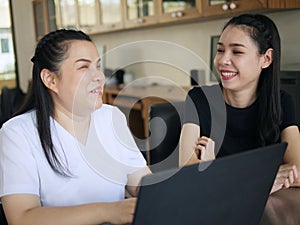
[179,14,300,194]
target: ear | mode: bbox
[261,48,273,69]
[40,69,59,93]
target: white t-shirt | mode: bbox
[0,104,146,206]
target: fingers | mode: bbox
[196,136,211,146]
[201,140,215,161]
[194,136,215,161]
[290,178,300,188]
[279,164,298,180]
[271,164,300,194]
[194,137,207,158]
[194,143,205,159]
[270,183,283,194]
[278,164,298,184]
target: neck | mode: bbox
[53,107,91,145]
[223,88,257,108]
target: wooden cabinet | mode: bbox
[268,0,300,8]
[123,0,158,29]
[157,0,202,23]
[123,0,203,28]
[33,0,124,38]
[54,0,124,34]
[201,0,267,17]
[54,0,77,29]
[32,0,57,40]
[82,0,124,33]
[97,0,124,32]
[33,0,300,36]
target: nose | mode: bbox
[218,52,232,66]
[90,66,105,83]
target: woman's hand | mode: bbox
[105,197,137,225]
[270,164,300,194]
[195,136,215,162]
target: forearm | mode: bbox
[3,194,136,225]
[270,126,300,193]
[281,126,300,174]
[126,166,152,197]
[5,202,110,225]
[179,123,200,167]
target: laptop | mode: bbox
[132,142,287,225]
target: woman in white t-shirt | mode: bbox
[0,29,151,225]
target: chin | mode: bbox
[93,101,103,110]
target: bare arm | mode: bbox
[179,123,215,167]
[2,194,136,225]
[281,126,300,172]
[179,123,201,167]
[126,166,152,197]
[271,125,300,194]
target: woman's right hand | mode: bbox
[195,136,215,162]
[270,164,300,194]
[105,197,137,225]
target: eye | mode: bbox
[96,64,101,70]
[216,48,224,53]
[232,47,244,55]
[78,65,89,70]
[233,51,243,54]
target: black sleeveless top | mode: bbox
[184,84,297,157]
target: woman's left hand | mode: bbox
[270,164,300,194]
[195,136,215,162]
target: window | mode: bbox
[0,0,17,91]
[1,38,9,53]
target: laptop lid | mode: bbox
[133,142,287,225]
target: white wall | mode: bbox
[11,0,36,92]
[91,9,300,86]
[11,2,300,90]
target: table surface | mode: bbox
[260,187,300,225]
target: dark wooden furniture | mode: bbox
[103,84,189,163]
[260,188,300,225]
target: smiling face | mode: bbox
[214,25,268,94]
[47,40,105,118]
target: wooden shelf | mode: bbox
[32,0,300,36]
[103,84,190,163]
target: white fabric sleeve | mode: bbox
[111,106,147,170]
[0,126,40,197]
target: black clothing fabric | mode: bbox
[0,204,8,225]
[0,86,25,128]
[184,84,297,157]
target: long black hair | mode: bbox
[16,29,92,175]
[222,14,281,146]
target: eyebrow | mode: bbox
[217,42,247,48]
[75,58,101,64]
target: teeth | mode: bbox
[222,72,236,77]
[91,89,100,94]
